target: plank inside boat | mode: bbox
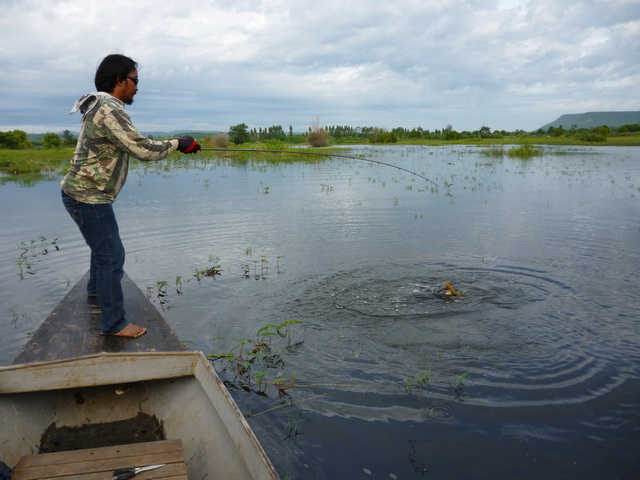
[12,439,187,480]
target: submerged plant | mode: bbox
[449,371,469,400]
[241,264,250,278]
[15,259,35,279]
[155,280,171,310]
[443,181,454,195]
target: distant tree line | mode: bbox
[223,122,520,145]
[0,130,77,149]
[536,123,640,142]
[224,122,640,146]
[2,122,639,150]
[0,130,32,149]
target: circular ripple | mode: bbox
[285,257,622,407]
[320,261,552,319]
[421,404,455,422]
[499,423,539,443]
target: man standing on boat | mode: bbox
[61,54,201,338]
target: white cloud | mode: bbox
[0,0,638,133]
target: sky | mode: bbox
[1,0,639,134]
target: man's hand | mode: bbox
[177,136,202,154]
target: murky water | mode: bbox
[1,145,639,479]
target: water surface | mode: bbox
[1,145,638,479]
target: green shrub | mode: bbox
[307,128,330,147]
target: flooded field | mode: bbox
[1,145,639,479]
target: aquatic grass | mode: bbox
[0,147,73,176]
[14,236,61,278]
[241,264,250,278]
[15,258,35,279]
[449,371,469,400]
[284,414,305,439]
[480,146,506,157]
[507,142,543,158]
[403,367,431,394]
[195,255,223,281]
[154,280,171,310]
[207,320,304,396]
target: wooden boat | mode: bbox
[0,351,279,479]
[0,274,280,480]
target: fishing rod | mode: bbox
[199,147,438,187]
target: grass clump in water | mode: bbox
[480,146,506,157]
[507,142,543,158]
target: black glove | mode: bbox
[177,136,201,154]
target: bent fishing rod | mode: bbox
[199,147,438,187]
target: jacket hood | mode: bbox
[69,92,122,115]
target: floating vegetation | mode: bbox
[195,254,223,281]
[207,320,304,398]
[144,250,284,311]
[195,265,222,281]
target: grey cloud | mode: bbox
[0,0,638,134]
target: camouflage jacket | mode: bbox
[61,93,178,204]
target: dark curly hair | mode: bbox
[94,54,138,92]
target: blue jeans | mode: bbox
[62,190,128,334]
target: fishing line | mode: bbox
[199,147,438,186]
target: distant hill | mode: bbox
[539,111,640,131]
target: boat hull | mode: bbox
[0,351,280,480]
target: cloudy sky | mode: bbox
[1,0,638,134]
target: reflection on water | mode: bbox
[1,145,639,479]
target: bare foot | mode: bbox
[111,323,147,338]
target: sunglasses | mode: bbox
[126,76,139,86]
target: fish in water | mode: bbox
[436,282,462,299]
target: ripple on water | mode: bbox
[499,423,540,443]
[421,404,455,422]
[284,257,627,408]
